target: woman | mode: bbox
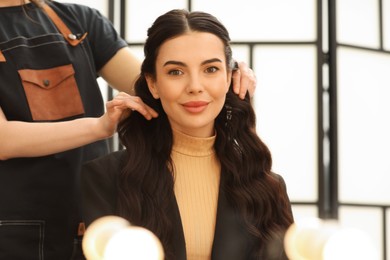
[0,1,256,259]
[81,9,293,260]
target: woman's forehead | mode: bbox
[156,32,226,64]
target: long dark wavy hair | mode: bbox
[117,9,293,259]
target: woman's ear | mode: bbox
[145,74,160,99]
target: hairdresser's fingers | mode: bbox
[111,92,158,120]
[105,98,129,122]
[231,66,241,97]
[233,62,257,99]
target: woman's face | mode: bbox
[146,31,231,138]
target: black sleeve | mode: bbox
[80,151,123,227]
[66,3,128,71]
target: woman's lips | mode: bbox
[182,101,209,113]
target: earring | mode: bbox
[225,105,232,128]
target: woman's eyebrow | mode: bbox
[163,60,185,67]
[163,58,223,67]
[201,58,222,65]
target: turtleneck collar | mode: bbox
[172,129,216,157]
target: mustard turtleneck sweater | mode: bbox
[171,129,221,260]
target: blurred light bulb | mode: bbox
[323,227,378,260]
[284,217,332,260]
[284,217,378,260]
[103,226,164,260]
[82,215,165,260]
[82,215,131,260]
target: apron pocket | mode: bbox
[0,220,45,260]
[18,64,85,121]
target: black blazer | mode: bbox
[81,150,292,260]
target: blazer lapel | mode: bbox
[168,176,256,260]
[170,195,187,260]
[211,186,256,260]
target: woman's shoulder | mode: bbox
[269,171,285,182]
[269,171,290,192]
[82,150,127,180]
[84,150,126,168]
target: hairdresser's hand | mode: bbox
[99,92,158,136]
[232,61,257,99]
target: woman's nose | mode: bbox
[186,74,204,94]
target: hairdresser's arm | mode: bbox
[98,47,141,95]
[0,93,157,160]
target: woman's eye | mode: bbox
[168,70,183,76]
[205,66,219,73]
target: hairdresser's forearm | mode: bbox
[0,117,110,160]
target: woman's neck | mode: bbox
[172,129,216,157]
[0,0,31,8]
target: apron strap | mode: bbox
[42,3,87,47]
[0,50,5,62]
[0,3,86,62]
